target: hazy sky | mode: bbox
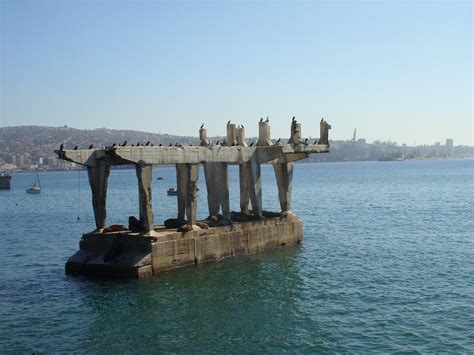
[1,0,472,145]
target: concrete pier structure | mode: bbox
[56,117,331,278]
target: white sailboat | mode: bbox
[26,170,41,194]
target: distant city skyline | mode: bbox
[1,1,472,146]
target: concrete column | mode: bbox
[135,163,155,232]
[237,127,247,146]
[257,121,272,146]
[87,161,111,231]
[204,162,229,219]
[219,163,230,219]
[199,128,209,146]
[239,162,250,213]
[288,121,301,145]
[318,119,331,145]
[185,164,199,226]
[204,163,219,217]
[272,162,294,212]
[176,163,187,221]
[226,123,237,146]
[248,157,263,218]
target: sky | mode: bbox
[1,0,472,146]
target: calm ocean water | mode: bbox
[0,159,473,352]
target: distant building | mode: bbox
[446,138,454,149]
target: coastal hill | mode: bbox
[0,125,472,171]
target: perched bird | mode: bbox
[259,118,263,122]
[200,123,204,129]
[216,140,220,145]
[145,141,150,146]
[292,116,296,122]
[159,143,162,146]
[112,143,117,148]
[175,143,178,146]
[59,143,64,151]
[321,118,324,122]
[241,124,244,128]
[227,120,231,125]
[249,142,254,146]
[276,138,281,144]
[137,142,141,146]
[266,116,269,122]
[131,144,134,147]
[89,144,93,149]
[169,143,173,146]
[121,140,127,146]
[73,145,78,150]
[304,138,309,144]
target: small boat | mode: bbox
[167,187,178,196]
[26,170,41,194]
[0,172,12,189]
[157,176,164,180]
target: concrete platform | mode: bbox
[65,212,303,278]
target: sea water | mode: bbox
[0,159,473,352]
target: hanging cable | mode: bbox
[77,167,81,221]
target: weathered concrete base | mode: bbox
[65,212,303,278]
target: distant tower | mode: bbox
[446,138,454,149]
[352,128,357,142]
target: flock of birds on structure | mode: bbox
[58,116,321,151]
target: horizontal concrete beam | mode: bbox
[56,144,329,167]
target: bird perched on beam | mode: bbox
[73,145,78,150]
[292,116,296,122]
[259,118,263,122]
[266,116,269,122]
[227,120,231,125]
[89,144,93,149]
[200,123,204,129]
[275,138,281,144]
[121,140,127,146]
[59,143,64,151]
[145,141,150,146]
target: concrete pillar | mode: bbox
[257,121,272,146]
[87,161,111,231]
[272,162,293,212]
[135,163,155,232]
[288,121,301,145]
[199,128,209,146]
[239,162,250,213]
[204,162,230,219]
[185,164,199,226]
[248,157,263,218]
[176,163,200,226]
[318,119,331,145]
[176,163,187,221]
[226,123,237,146]
[237,126,247,147]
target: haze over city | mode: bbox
[1,1,472,146]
